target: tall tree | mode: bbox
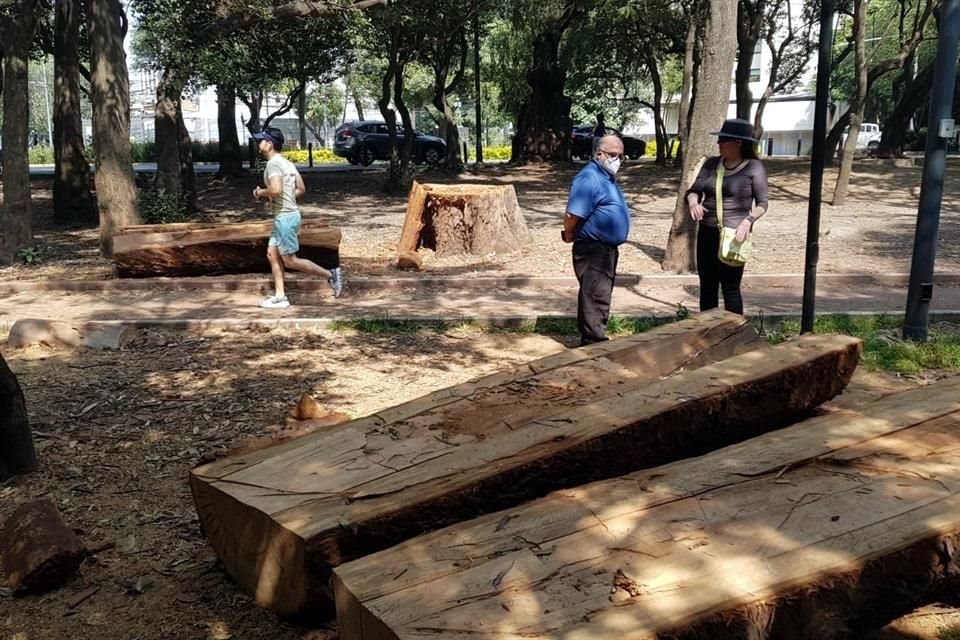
[832,0,867,206]
[53,0,97,226]
[735,0,766,120]
[87,0,141,255]
[663,0,739,273]
[216,83,244,175]
[0,0,43,264]
[511,1,588,163]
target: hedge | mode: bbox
[281,148,347,164]
[644,139,680,158]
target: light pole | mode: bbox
[41,56,53,147]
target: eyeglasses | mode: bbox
[598,149,623,160]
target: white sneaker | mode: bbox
[328,267,343,298]
[259,295,290,309]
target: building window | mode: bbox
[750,42,762,82]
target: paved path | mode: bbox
[3,273,959,331]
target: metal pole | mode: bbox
[903,0,960,341]
[472,0,483,164]
[801,0,835,334]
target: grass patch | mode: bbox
[939,624,960,640]
[762,314,960,374]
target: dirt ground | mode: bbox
[1,158,958,282]
[0,326,574,640]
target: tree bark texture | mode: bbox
[216,84,245,176]
[663,0,739,273]
[0,350,36,481]
[735,0,763,121]
[832,0,867,207]
[87,0,141,257]
[0,500,84,594]
[879,60,935,156]
[645,48,668,166]
[177,105,198,213]
[0,0,41,264]
[431,30,468,170]
[53,0,97,227]
[675,7,699,167]
[512,25,573,164]
[154,70,183,205]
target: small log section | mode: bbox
[334,376,960,640]
[113,219,341,278]
[191,313,858,614]
[0,350,36,480]
[397,182,531,261]
[1,500,84,594]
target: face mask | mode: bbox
[600,155,621,176]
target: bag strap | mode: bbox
[715,161,725,227]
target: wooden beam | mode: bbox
[112,219,341,277]
[191,317,857,614]
[333,376,960,640]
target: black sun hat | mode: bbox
[710,118,758,142]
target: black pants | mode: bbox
[696,223,745,315]
[573,239,619,346]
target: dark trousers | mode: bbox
[573,239,619,346]
[696,223,745,315]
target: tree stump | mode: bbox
[1,500,84,594]
[0,350,36,481]
[397,182,531,262]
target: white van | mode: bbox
[842,122,882,151]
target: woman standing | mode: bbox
[685,118,769,315]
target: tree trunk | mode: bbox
[646,49,668,166]
[0,500,84,594]
[878,60,935,156]
[0,350,36,481]
[216,83,244,176]
[664,0,739,273]
[377,55,400,192]
[240,90,263,134]
[676,11,698,167]
[511,25,573,164]
[53,0,97,227]
[432,31,468,171]
[735,2,760,121]
[177,104,197,213]
[154,70,183,204]
[298,88,308,148]
[353,89,365,121]
[0,0,41,264]
[393,60,416,190]
[87,0,141,257]
[832,0,867,207]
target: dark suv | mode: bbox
[571,125,646,161]
[333,121,447,166]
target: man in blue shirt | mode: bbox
[562,135,630,346]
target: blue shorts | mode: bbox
[269,211,301,255]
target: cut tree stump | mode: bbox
[112,219,341,278]
[190,312,857,614]
[333,375,960,640]
[396,182,530,260]
[0,350,36,480]
[1,500,84,594]
[8,319,133,350]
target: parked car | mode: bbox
[333,121,447,166]
[842,122,882,152]
[571,125,647,160]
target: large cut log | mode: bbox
[1,500,84,594]
[191,311,761,612]
[333,376,960,640]
[0,350,36,480]
[112,219,341,278]
[191,314,857,614]
[396,183,530,259]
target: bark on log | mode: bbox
[1,500,84,594]
[0,350,36,480]
[112,220,341,278]
[397,183,530,259]
[189,313,857,614]
[333,376,960,640]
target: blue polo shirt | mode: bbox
[566,160,630,246]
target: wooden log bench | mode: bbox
[190,312,858,614]
[333,376,960,640]
[112,219,341,278]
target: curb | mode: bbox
[3,272,960,295]
[4,309,959,336]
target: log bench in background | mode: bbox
[112,220,341,278]
[190,311,860,614]
[333,376,960,640]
